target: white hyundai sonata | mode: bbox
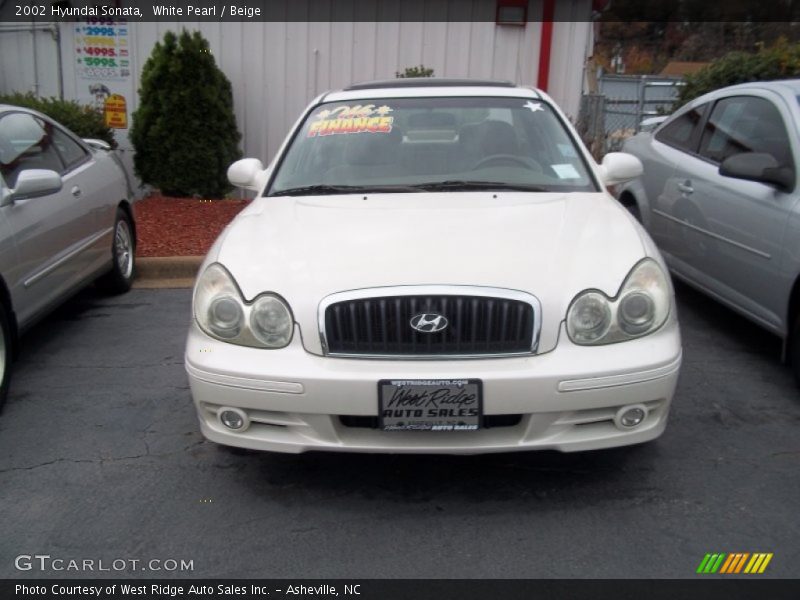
[185,79,682,454]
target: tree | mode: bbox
[396,65,435,78]
[595,0,800,75]
[676,39,800,106]
[130,30,241,198]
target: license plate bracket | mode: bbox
[377,379,483,431]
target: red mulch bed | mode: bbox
[134,194,249,257]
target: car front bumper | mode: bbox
[185,319,681,454]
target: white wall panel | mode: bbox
[465,21,495,79]
[442,21,472,78]
[0,25,60,98]
[548,23,592,118]
[422,20,448,76]
[374,20,402,78]
[328,22,355,93]
[397,21,425,75]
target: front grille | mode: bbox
[322,291,537,357]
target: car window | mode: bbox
[269,96,597,195]
[51,126,88,169]
[0,112,64,188]
[654,103,707,152]
[698,96,793,166]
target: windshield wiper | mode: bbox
[412,180,549,192]
[269,184,423,196]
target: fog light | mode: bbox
[614,404,648,430]
[218,407,249,432]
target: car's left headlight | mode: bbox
[193,263,294,348]
[566,258,671,345]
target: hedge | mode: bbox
[0,92,115,147]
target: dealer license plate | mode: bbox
[378,379,482,431]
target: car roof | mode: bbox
[323,78,541,103]
[728,78,800,92]
[0,104,45,118]
[344,78,516,90]
[693,78,800,103]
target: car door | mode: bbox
[638,102,708,257]
[0,111,101,326]
[667,93,797,332]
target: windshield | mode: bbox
[268,96,597,196]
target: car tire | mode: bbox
[0,302,12,412]
[791,316,800,388]
[623,201,642,223]
[96,208,136,294]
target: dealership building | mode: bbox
[0,0,594,181]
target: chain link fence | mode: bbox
[577,75,684,159]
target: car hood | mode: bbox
[213,192,646,354]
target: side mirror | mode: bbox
[227,158,270,192]
[719,152,795,191]
[598,152,644,186]
[1,169,63,206]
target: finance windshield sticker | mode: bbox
[308,105,394,137]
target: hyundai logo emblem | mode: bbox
[410,313,449,333]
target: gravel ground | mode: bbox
[134,194,248,257]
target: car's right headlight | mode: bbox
[566,258,671,345]
[193,263,293,348]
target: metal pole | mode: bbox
[31,19,39,96]
[636,75,647,133]
[51,23,63,100]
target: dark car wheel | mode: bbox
[0,302,12,412]
[619,198,642,223]
[791,316,800,388]
[96,208,136,294]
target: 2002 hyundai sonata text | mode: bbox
[185,79,682,454]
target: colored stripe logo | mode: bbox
[696,553,773,574]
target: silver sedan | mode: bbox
[617,80,800,383]
[0,104,137,408]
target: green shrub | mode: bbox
[676,39,800,106]
[0,92,115,147]
[396,65,435,78]
[130,30,241,198]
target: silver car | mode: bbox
[0,105,137,407]
[617,80,800,382]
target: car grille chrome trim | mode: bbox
[318,285,542,359]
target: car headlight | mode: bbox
[250,295,293,347]
[566,258,670,345]
[193,263,294,348]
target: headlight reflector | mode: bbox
[567,292,611,343]
[566,258,670,345]
[208,296,244,338]
[250,295,293,347]
[618,291,654,334]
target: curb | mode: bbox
[133,256,204,289]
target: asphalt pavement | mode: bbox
[0,283,797,578]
